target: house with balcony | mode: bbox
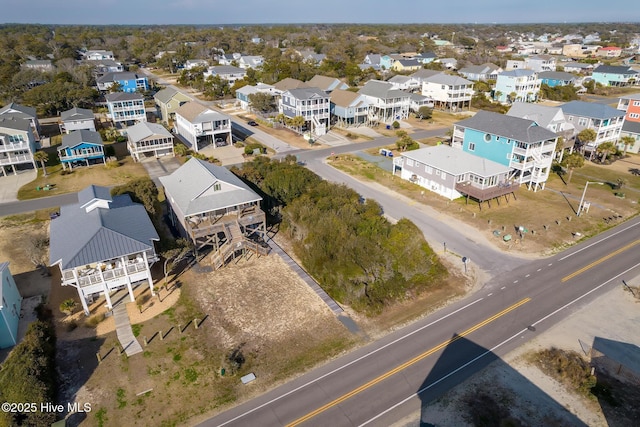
[526,55,557,72]
[458,63,503,82]
[85,59,124,78]
[595,46,623,58]
[238,55,264,69]
[174,102,232,151]
[97,72,149,92]
[185,59,208,70]
[507,102,575,159]
[414,52,437,65]
[538,71,579,88]
[330,89,371,127]
[359,80,410,123]
[617,93,640,153]
[560,100,625,158]
[307,75,349,93]
[360,54,382,71]
[591,65,639,87]
[154,87,193,125]
[105,92,147,127]
[203,65,246,85]
[392,144,514,205]
[127,122,174,161]
[421,73,474,111]
[0,116,37,176]
[0,262,22,349]
[387,75,421,92]
[0,103,40,142]
[59,107,96,134]
[409,93,434,113]
[159,158,268,268]
[494,69,541,103]
[280,87,330,136]
[49,185,160,315]
[58,130,105,170]
[452,110,558,191]
[235,83,276,111]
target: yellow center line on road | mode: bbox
[561,239,640,283]
[286,297,531,427]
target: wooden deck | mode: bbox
[455,181,518,209]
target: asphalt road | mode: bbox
[0,192,77,216]
[199,216,640,427]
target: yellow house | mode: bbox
[391,59,422,72]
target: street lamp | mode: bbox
[577,181,605,216]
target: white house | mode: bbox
[358,80,411,123]
[126,122,174,162]
[421,74,474,111]
[105,92,147,126]
[59,107,96,134]
[49,185,159,315]
[174,102,232,152]
[204,65,246,85]
[279,87,330,136]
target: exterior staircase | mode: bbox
[210,222,269,269]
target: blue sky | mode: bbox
[2,0,638,25]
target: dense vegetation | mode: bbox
[0,307,57,427]
[1,23,638,109]
[235,157,447,314]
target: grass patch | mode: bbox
[85,313,105,328]
[131,324,143,337]
[95,408,108,427]
[528,348,597,399]
[116,388,127,409]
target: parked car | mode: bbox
[247,120,258,126]
[215,137,227,147]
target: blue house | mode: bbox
[591,65,638,87]
[97,72,149,92]
[58,129,105,170]
[452,110,558,191]
[0,262,22,349]
[538,71,578,88]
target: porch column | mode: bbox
[97,267,113,310]
[79,288,90,316]
[72,268,90,316]
[142,251,155,296]
[121,257,135,303]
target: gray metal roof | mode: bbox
[499,69,537,78]
[424,73,472,86]
[284,87,329,100]
[455,110,558,143]
[97,71,140,83]
[560,100,625,120]
[0,116,31,132]
[619,92,640,101]
[0,102,37,119]
[209,65,245,75]
[593,65,638,75]
[159,158,261,216]
[60,107,94,122]
[403,145,510,177]
[61,129,103,149]
[79,185,112,206]
[127,122,172,143]
[538,71,577,81]
[359,80,408,99]
[105,92,144,102]
[622,120,640,134]
[49,186,159,269]
[506,102,563,129]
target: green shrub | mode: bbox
[392,121,400,129]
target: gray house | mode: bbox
[49,185,159,315]
[393,145,513,206]
[126,122,174,162]
[159,158,268,268]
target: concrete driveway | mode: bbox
[140,156,182,186]
[0,170,37,203]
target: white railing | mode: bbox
[61,261,149,288]
[0,154,33,165]
[59,152,104,161]
[0,141,30,152]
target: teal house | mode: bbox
[0,262,22,349]
[452,110,558,191]
[58,129,105,170]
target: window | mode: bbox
[578,117,588,127]
[213,183,221,191]
[425,165,433,174]
[406,158,414,166]
[633,101,640,107]
[441,172,447,179]
[507,153,513,160]
[468,142,475,151]
[630,113,640,119]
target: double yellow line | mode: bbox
[562,239,640,282]
[286,297,531,426]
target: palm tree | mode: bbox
[561,152,584,184]
[33,150,48,177]
[619,135,635,155]
[576,128,597,160]
[595,141,616,163]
